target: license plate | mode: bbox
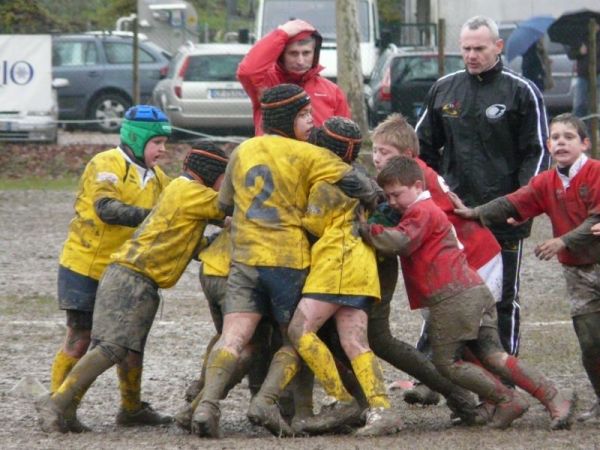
[0,121,11,131]
[209,88,247,99]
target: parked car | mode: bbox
[365,45,464,127]
[52,32,171,133]
[498,23,576,116]
[152,43,253,134]
[0,78,68,143]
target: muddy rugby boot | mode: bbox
[578,399,600,422]
[292,399,363,435]
[191,400,221,438]
[116,401,172,426]
[247,395,295,437]
[403,383,441,406]
[64,409,91,433]
[354,407,403,437]
[489,391,529,429]
[174,403,194,431]
[445,390,485,426]
[34,393,68,433]
[543,388,576,430]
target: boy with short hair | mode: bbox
[35,142,229,433]
[455,113,600,421]
[360,155,574,430]
[371,113,503,408]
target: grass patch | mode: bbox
[0,177,78,190]
[0,294,57,317]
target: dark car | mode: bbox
[365,45,464,127]
[52,32,171,132]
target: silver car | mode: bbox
[152,43,253,133]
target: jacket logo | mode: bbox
[486,104,506,119]
[441,101,461,117]
[579,184,589,199]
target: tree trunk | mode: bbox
[336,0,368,137]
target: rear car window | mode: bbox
[392,55,463,82]
[185,54,244,82]
[103,42,156,64]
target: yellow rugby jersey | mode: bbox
[199,228,232,277]
[59,148,169,280]
[302,181,380,299]
[218,135,351,269]
[113,176,224,288]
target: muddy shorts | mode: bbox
[199,263,228,333]
[303,293,373,311]
[428,284,497,346]
[57,265,98,312]
[224,262,308,324]
[91,263,160,353]
[563,263,600,317]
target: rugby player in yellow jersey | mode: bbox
[288,117,403,437]
[49,105,172,431]
[35,143,229,433]
[190,84,380,438]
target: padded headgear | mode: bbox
[261,84,310,139]
[312,116,362,162]
[183,140,228,187]
[120,105,171,160]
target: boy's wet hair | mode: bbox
[183,140,228,187]
[261,84,311,139]
[377,155,425,188]
[550,113,589,141]
[371,113,420,156]
[311,116,362,162]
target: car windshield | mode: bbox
[260,0,370,42]
[392,54,464,83]
[185,54,244,81]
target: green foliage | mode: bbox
[0,0,70,33]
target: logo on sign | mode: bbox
[1,60,35,86]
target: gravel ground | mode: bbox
[1,188,600,449]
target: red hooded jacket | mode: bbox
[237,28,351,135]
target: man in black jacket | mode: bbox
[416,15,550,358]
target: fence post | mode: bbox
[589,18,598,159]
[133,14,140,105]
[438,18,445,78]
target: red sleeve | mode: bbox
[237,29,288,109]
[506,175,547,220]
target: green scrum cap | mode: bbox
[120,105,171,159]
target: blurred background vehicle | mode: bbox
[152,42,253,135]
[499,22,576,116]
[365,44,463,127]
[52,32,171,133]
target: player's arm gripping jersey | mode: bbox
[59,148,168,280]
[198,228,232,277]
[113,176,224,288]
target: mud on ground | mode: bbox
[1,187,600,449]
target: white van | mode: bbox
[255,0,381,81]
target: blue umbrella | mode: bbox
[505,16,555,62]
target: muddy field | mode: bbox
[1,178,600,448]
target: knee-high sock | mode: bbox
[297,332,352,403]
[350,350,390,408]
[201,348,239,403]
[117,365,143,412]
[50,349,80,393]
[256,347,300,404]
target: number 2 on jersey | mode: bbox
[245,165,279,222]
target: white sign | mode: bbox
[0,35,52,111]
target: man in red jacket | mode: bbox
[237,18,351,135]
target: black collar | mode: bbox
[470,58,503,83]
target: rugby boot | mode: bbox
[191,400,221,438]
[247,394,295,437]
[174,403,194,431]
[116,401,173,426]
[34,393,68,433]
[445,389,485,426]
[540,387,576,430]
[578,399,600,422]
[64,408,91,433]
[354,407,403,437]
[489,391,529,429]
[403,383,441,406]
[292,399,363,435]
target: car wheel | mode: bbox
[89,93,130,133]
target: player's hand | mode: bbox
[591,223,600,236]
[534,238,565,260]
[278,19,315,37]
[454,206,478,220]
[447,191,466,209]
[506,217,527,226]
[224,216,232,229]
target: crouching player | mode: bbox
[456,113,600,422]
[288,117,403,437]
[35,143,229,433]
[360,156,574,430]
